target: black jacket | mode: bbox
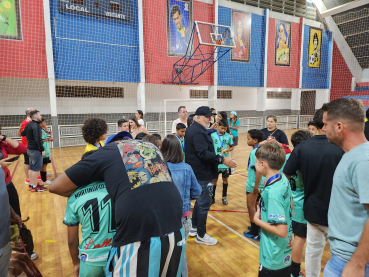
[185,121,219,181]
[21,120,44,152]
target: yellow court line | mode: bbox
[45,240,57,243]
[187,238,195,241]
[230,235,238,238]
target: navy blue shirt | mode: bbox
[261,128,289,145]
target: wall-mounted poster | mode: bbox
[0,0,22,40]
[275,20,291,66]
[167,0,192,57]
[308,27,322,68]
[231,10,251,62]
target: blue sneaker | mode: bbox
[247,226,261,233]
[243,231,260,242]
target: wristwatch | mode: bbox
[217,155,224,165]
[1,135,7,141]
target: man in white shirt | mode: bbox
[172,106,188,135]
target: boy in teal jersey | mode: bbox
[253,143,292,277]
[176,123,186,161]
[63,151,116,277]
[40,118,52,186]
[211,120,234,205]
[244,129,265,241]
[287,130,312,277]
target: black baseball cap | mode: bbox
[195,106,217,117]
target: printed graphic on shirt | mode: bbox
[116,140,172,190]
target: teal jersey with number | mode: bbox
[290,170,306,224]
[246,147,266,193]
[41,130,50,158]
[259,175,293,270]
[211,131,234,171]
[63,182,115,266]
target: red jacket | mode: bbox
[0,141,27,183]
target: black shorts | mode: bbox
[246,192,261,202]
[259,264,290,277]
[292,220,307,238]
[43,157,51,165]
[218,168,231,179]
[23,152,29,165]
[232,136,239,146]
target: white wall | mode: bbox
[145,84,258,113]
[0,78,51,115]
[266,99,292,110]
[216,86,258,111]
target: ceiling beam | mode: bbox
[320,0,369,18]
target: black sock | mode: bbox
[212,185,216,199]
[222,183,228,197]
[250,222,259,235]
[291,261,301,277]
[40,171,47,182]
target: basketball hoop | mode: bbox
[163,21,235,85]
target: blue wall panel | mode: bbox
[301,26,332,89]
[50,0,139,83]
[218,7,265,87]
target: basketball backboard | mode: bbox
[195,21,235,48]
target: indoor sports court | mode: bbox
[1,0,368,275]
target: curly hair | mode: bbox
[81,118,108,145]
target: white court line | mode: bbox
[191,203,259,249]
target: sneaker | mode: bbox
[29,252,38,260]
[211,198,215,205]
[247,226,261,233]
[30,184,47,192]
[43,180,52,185]
[195,233,217,245]
[25,179,30,185]
[299,272,306,277]
[243,231,260,242]
[28,185,32,191]
[38,175,49,181]
[222,197,228,205]
[189,227,197,237]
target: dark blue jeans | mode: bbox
[191,180,213,238]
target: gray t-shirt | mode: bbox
[328,142,369,261]
[0,168,11,249]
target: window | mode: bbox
[190,90,208,98]
[56,86,124,98]
[217,90,232,99]
[267,91,292,99]
[110,3,120,11]
[73,0,84,5]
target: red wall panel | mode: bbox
[330,41,353,101]
[267,18,301,88]
[0,0,48,79]
[143,0,214,85]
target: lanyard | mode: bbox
[217,132,225,149]
[93,142,101,149]
[259,173,281,210]
[177,135,185,152]
[265,173,281,188]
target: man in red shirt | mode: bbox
[18,108,34,184]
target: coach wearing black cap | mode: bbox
[185,106,237,246]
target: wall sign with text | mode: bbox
[58,0,132,22]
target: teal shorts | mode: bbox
[79,261,106,277]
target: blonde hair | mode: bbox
[255,143,285,170]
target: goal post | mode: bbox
[163,99,217,137]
